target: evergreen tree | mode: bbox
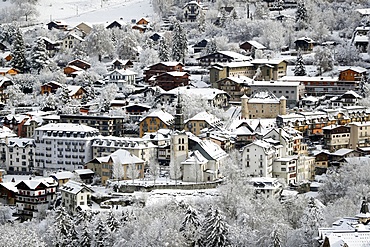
[171,21,187,63]
[299,198,325,247]
[294,52,306,76]
[270,229,282,247]
[158,38,170,62]
[95,219,109,247]
[79,229,92,247]
[10,26,26,72]
[295,0,308,30]
[58,86,71,106]
[107,211,121,232]
[205,39,217,55]
[200,207,230,247]
[30,37,49,74]
[180,205,201,246]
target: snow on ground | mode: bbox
[0,0,154,26]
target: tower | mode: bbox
[241,94,249,119]
[174,93,184,131]
[279,96,287,115]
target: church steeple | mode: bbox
[174,92,184,131]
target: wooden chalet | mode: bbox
[47,20,68,30]
[68,59,91,70]
[153,72,190,91]
[144,62,184,82]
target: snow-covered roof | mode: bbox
[108,68,137,76]
[279,76,338,82]
[143,109,174,125]
[220,51,251,60]
[0,67,15,73]
[302,96,319,102]
[338,66,367,74]
[332,148,355,156]
[96,149,144,164]
[185,111,221,126]
[251,58,286,65]
[16,177,57,189]
[158,62,183,67]
[234,126,254,135]
[165,71,189,77]
[74,169,94,175]
[165,86,229,101]
[248,90,280,104]
[249,80,301,87]
[244,40,266,50]
[224,76,254,84]
[356,8,370,16]
[60,180,93,195]
[35,123,99,133]
[181,150,208,165]
[65,32,84,42]
[341,90,362,99]
[198,139,228,161]
[50,171,74,180]
[246,139,273,150]
[67,85,83,96]
[0,182,17,193]
[7,138,35,148]
[224,61,254,68]
[354,35,369,43]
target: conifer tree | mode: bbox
[205,39,217,55]
[10,26,26,72]
[158,38,170,62]
[30,37,49,74]
[180,205,201,246]
[200,207,230,247]
[296,0,308,30]
[294,52,306,76]
[107,211,121,232]
[79,229,92,247]
[171,20,187,63]
[95,219,109,247]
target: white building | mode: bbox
[60,180,93,214]
[181,150,209,182]
[91,136,156,166]
[34,123,100,172]
[249,177,282,198]
[106,68,137,91]
[15,178,58,220]
[2,137,36,174]
[242,140,275,177]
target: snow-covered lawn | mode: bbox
[0,0,155,26]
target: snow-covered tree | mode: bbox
[315,47,333,75]
[200,207,230,247]
[296,0,308,30]
[126,163,137,183]
[158,38,170,62]
[148,155,160,185]
[171,20,187,63]
[294,52,306,76]
[112,162,125,181]
[180,205,201,246]
[10,26,26,72]
[79,229,92,247]
[205,39,217,55]
[83,24,114,61]
[29,37,50,74]
[95,218,110,247]
[106,211,121,233]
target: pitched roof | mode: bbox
[60,180,93,195]
[142,109,174,125]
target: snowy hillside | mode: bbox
[0,0,154,26]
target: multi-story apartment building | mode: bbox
[91,136,156,166]
[323,125,351,152]
[242,140,275,177]
[139,109,174,137]
[59,114,126,137]
[15,178,58,221]
[34,123,100,173]
[349,122,370,149]
[1,138,36,174]
[210,62,255,87]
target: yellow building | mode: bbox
[86,149,145,185]
[139,109,174,137]
[184,111,222,136]
[241,91,286,119]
